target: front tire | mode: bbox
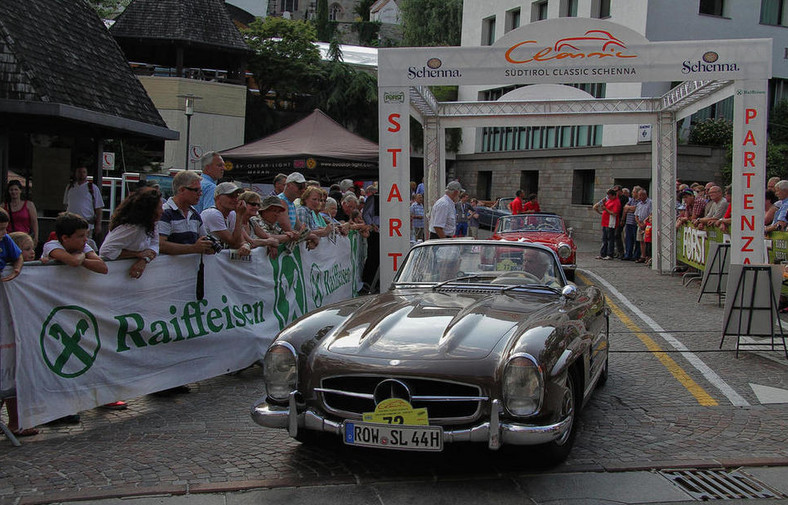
[536,369,578,466]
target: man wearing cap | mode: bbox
[253,196,299,245]
[429,181,463,239]
[159,171,217,255]
[195,152,225,213]
[200,182,251,254]
[277,172,307,232]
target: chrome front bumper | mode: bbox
[250,393,571,450]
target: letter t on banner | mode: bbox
[731,80,767,265]
[379,87,411,290]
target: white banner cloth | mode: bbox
[0,235,356,428]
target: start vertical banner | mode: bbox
[379,86,411,290]
[731,79,768,265]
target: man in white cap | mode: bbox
[200,182,251,253]
[429,181,463,239]
[277,171,307,232]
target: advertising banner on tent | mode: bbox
[0,235,357,429]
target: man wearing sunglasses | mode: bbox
[159,170,216,255]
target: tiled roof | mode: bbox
[110,0,250,53]
[0,0,168,131]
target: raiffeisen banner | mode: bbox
[378,18,771,86]
[0,235,359,429]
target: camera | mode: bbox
[206,234,224,253]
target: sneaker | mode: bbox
[602,256,613,260]
[100,401,127,410]
[595,255,604,259]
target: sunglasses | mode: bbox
[247,201,261,207]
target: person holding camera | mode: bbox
[158,171,217,256]
[200,182,253,256]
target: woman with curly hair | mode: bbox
[99,186,162,279]
[296,186,333,238]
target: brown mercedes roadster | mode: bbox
[252,240,608,463]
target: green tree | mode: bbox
[400,0,463,47]
[86,0,130,19]
[315,41,379,141]
[352,0,381,46]
[243,17,323,109]
[315,0,333,42]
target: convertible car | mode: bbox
[491,214,577,281]
[252,240,608,463]
[475,197,514,230]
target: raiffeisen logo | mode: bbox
[505,29,638,64]
[408,58,462,79]
[682,51,740,74]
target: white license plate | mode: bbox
[343,422,443,452]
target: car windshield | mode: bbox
[497,197,515,211]
[496,215,564,234]
[395,242,562,289]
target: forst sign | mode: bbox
[377,18,771,288]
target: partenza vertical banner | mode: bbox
[731,79,768,265]
[379,86,411,290]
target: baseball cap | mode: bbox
[446,181,464,192]
[259,196,286,211]
[214,182,243,198]
[680,189,695,197]
[286,172,306,184]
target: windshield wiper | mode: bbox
[432,274,488,291]
[500,283,562,295]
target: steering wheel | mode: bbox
[538,224,554,231]
[455,271,466,278]
[490,271,541,284]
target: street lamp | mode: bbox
[178,94,202,169]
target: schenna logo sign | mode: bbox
[40,306,101,378]
[408,57,462,79]
[505,29,638,64]
[682,50,740,74]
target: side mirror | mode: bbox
[567,227,574,238]
[561,285,578,300]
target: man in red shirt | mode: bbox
[522,193,541,214]
[593,188,621,260]
[510,190,525,214]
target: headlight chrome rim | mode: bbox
[263,342,298,402]
[557,243,572,259]
[503,353,544,417]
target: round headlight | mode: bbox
[557,243,572,260]
[263,343,297,402]
[503,354,543,417]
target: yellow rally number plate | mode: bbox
[362,398,428,426]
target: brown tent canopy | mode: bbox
[221,109,378,183]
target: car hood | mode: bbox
[324,289,558,360]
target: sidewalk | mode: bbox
[57,467,788,505]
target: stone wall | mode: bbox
[452,144,727,242]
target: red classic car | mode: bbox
[491,213,577,281]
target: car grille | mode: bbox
[318,376,486,423]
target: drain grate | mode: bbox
[660,469,784,501]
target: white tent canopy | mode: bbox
[376,18,770,290]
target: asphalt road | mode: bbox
[2,245,788,505]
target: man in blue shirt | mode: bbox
[195,152,225,213]
[766,180,788,233]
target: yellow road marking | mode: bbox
[576,272,718,406]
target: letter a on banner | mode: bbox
[379,87,410,290]
[731,80,767,265]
